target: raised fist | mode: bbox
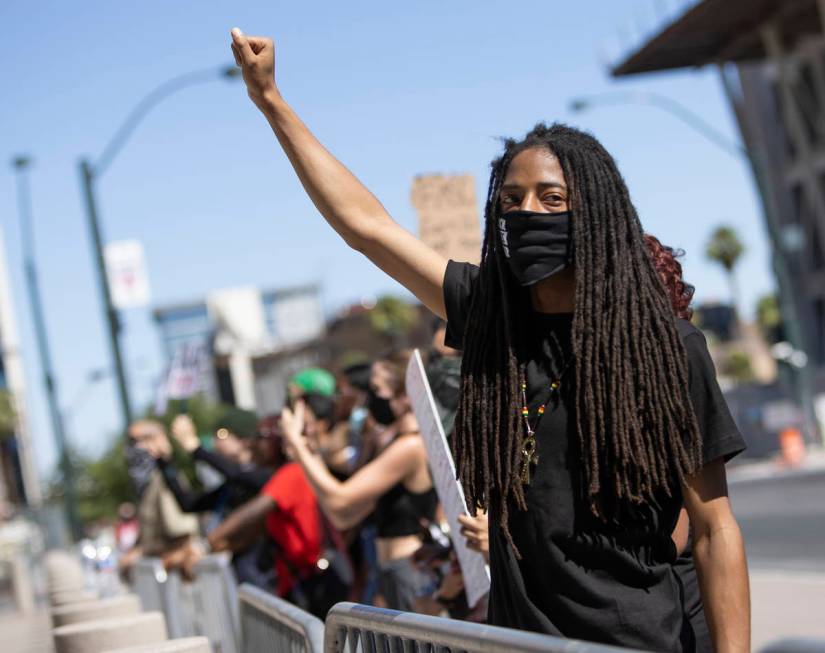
[171,414,199,453]
[230,28,277,106]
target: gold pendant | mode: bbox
[520,434,539,484]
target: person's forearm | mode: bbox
[256,90,390,249]
[290,438,360,525]
[694,523,750,653]
[193,446,242,478]
[207,496,270,553]
[291,438,344,502]
[207,514,241,553]
[193,448,271,491]
[158,460,206,512]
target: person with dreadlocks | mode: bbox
[229,28,749,652]
[460,232,715,649]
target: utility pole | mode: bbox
[12,156,81,540]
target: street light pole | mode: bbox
[12,156,82,540]
[79,65,239,434]
[570,90,820,445]
[570,91,747,158]
[78,159,133,427]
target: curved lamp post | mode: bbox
[79,65,240,432]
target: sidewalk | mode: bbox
[751,569,825,650]
[0,609,53,653]
[728,447,825,484]
[0,576,819,652]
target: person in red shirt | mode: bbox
[204,416,320,585]
[259,458,321,597]
[204,412,347,617]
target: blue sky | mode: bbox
[1,1,769,477]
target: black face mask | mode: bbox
[367,388,396,425]
[125,444,156,498]
[498,210,573,286]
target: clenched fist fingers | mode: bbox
[230,27,278,106]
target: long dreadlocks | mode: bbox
[453,123,704,552]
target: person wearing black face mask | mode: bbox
[280,350,438,612]
[497,210,573,287]
[232,29,749,652]
[366,386,396,426]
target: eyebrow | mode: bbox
[500,182,568,192]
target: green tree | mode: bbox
[44,393,230,528]
[0,390,16,439]
[705,226,745,316]
[722,350,755,384]
[755,294,782,344]
[368,296,417,344]
[45,442,134,525]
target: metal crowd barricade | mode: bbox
[324,603,642,653]
[239,583,324,653]
[192,554,241,653]
[132,557,197,638]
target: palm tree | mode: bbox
[706,225,745,317]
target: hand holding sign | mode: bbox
[405,350,490,608]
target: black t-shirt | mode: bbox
[443,260,745,652]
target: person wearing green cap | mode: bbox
[289,367,336,399]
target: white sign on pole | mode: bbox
[405,349,490,608]
[104,240,150,309]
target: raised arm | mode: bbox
[230,28,448,318]
[157,458,222,513]
[171,414,270,491]
[280,403,424,530]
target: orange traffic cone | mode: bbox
[779,427,806,467]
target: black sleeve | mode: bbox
[192,447,271,492]
[683,331,747,465]
[443,260,480,350]
[157,458,224,512]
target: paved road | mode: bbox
[729,469,825,571]
[728,467,824,648]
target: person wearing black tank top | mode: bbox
[231,29,749,651]
[281,350,438,611]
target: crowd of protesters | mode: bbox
[116,320,482,620]
[112,234,728,648]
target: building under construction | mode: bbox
[612,0,825,438]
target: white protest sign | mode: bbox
[405,349,490,608]
[104,240,150,309]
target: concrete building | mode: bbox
[0,227,40,507]
[153,284,324,412]
[611,0,825,439]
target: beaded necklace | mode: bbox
[519,354,573,484]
